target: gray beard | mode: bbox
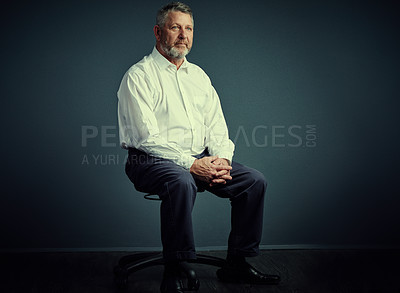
[161,43,190,60]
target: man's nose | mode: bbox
[178,28,187,39]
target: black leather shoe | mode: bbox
[216,260,280,285]
[179,261,200,290]
[160,275,184,293]
[160,261,200,292]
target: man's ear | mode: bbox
[154,25,161,41]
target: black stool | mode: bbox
[113,193,227,290]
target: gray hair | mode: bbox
[156,2,194,28]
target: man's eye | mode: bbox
[186,27,193,31]
[171,26,179,30]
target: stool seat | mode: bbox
[143,193,162,201]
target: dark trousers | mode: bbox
[125,148,267,261]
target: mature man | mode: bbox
[117,2,280,292]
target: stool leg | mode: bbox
[114,252,227,290]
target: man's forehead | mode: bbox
[165,11,193,25]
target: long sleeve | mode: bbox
[118,72,196,169]
[204,84,235,163]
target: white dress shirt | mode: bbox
[117,47,235,169]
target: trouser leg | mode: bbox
[125,149,197,261]
[159,172,197,261]
[202,161,267,257]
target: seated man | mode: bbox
[117,2,280,292]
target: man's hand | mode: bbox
[210,157,231,186]
[190,156,232,186]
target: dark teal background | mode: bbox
[1,0,399,250]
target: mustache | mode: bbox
[175,41,188,46]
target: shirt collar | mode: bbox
[151,46,190,73]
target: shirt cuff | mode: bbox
[181,155,196,170]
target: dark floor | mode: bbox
[1,249,399,293]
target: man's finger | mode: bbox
[218,174,232,180]
[210,178,226,186]
[212,164,232,171]
[214,169,228,176]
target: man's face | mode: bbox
[156,11,193,60]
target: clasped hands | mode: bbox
[190,156,232,186]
